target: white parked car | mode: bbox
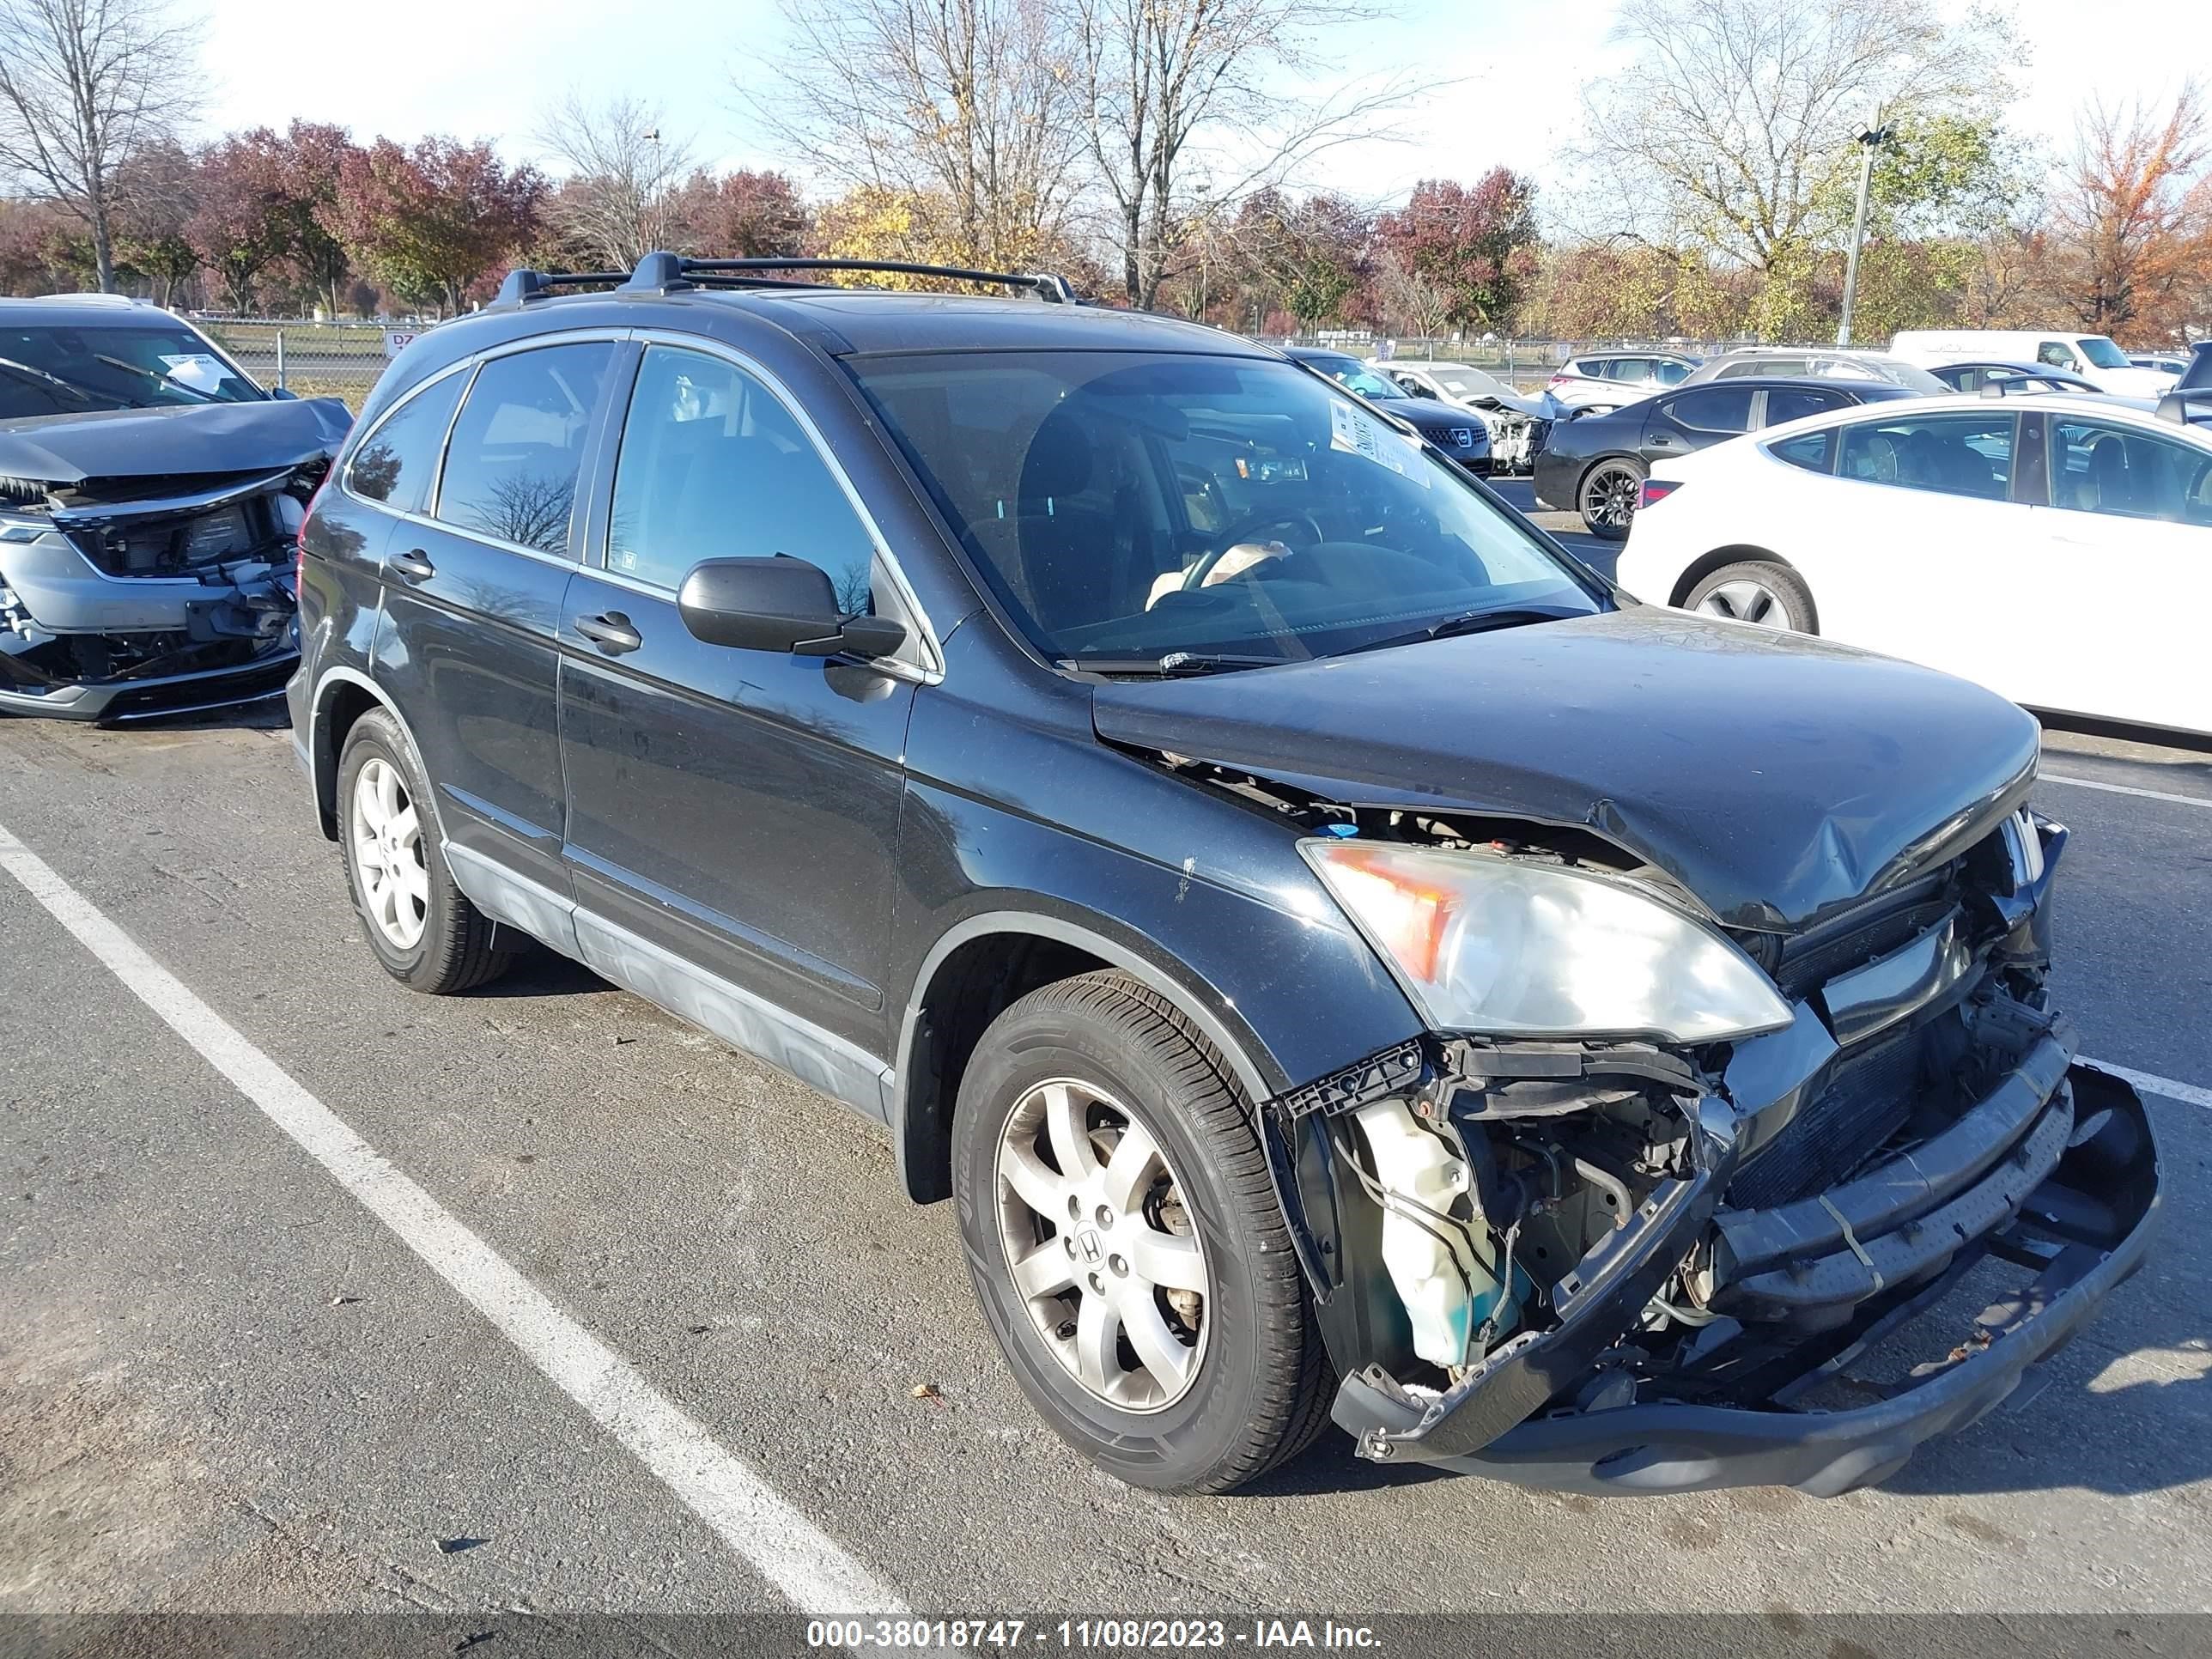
[1614,392,2212,735]
[1386,360,1562,473]
[1891,330,2178,397]
[1543,351,1700,413]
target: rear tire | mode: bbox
[1577,457,1646,540]
[1683,559,1818,633]
[337,708,514,994]
[952,971,1331,1493]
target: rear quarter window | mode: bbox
[345,370,467,515]
[1767,428,1836,474]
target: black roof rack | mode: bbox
[623,250,1076,303]
[2155,388,2212,426]
[494,267,628,306]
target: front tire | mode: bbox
[1683,559,1818,632]
[1578,457,1646,540]
[952,972,1330,1493]
[337,708,514,994]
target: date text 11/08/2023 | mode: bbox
[805,1621,1383,1650]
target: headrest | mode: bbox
[1018,405,1096,502]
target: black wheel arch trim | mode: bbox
[307,663,434,842]
[892,907,1286,1202]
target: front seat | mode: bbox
[1012,409,1138,635]
[2083,434,2133,514]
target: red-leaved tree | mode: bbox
[1376,170,1540,333]
[666,167,810,258]
[325,137,545,315]
[186,130,292,312]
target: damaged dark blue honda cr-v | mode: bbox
[289,252,2159,1497]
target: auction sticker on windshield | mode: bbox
[157,354,235,392]
[1329,399,1429,487]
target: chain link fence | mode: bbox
[198,319,427,410]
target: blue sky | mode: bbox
[204,0,2202,211]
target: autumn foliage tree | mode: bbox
[326,137,545,315]
[186,131,291,311]
[2043,85,2212,339]
[1376,172,1540,331]
[666,167,809,258]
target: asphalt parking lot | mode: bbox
[4,690,2210,1627]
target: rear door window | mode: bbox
[1668,387,1754,433]
[434,342,615,556]
[1764,387,1846,426]
[1606,357,1654,382]
[346,370,465,514]
[2049,418,2212,523]
[1838,412,2014,501]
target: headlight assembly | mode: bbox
[1300,839,1792,1044]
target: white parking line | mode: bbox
[0,817,904,1621]
[2081,1059,2212,1112]
[2042,773,2212,811]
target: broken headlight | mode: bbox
[1300,839,1792,1043]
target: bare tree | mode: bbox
[744,0,1086,272]
[1060,0,1425,308]
[1570,0,2008,276]
[0,0,204,292]
[1372,248,1453,341]
[535,91,696,270]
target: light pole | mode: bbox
[1837,119,1892,348]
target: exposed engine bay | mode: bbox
[0,399,349,721]
[1169,753,2160,1496]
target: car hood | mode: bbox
[2093,366,2178,397]
[0,398,353,486]
[1091,608,2039,934]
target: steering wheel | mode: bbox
[1181,510,1328,592]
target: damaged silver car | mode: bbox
[0,297,350,720]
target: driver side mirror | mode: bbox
[678,556,908,659]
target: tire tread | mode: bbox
[997,970,1332,1491]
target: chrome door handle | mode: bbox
[389,549,435,582]
[574,611,642,655]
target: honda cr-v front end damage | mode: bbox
[1263,802,2158,1497]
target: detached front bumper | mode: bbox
[0,640,298,721]
[1329,1060,2159,1496]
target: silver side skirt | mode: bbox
[444,842,894,1121]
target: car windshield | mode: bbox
[1837,356,1948,393]
[0,321,264,418]
[1436,369,1510,400]
[1304,356,1408,400]
[847,350,1602,670]
[2076,336,2131,370]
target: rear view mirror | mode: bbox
[678,556,908,659]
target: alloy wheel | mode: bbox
[1581,463,1642,530]
[349,756,428,950]
[1697,579,1789,627]
[994,1077,1211,1413]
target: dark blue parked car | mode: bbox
[289,253,2156,1498]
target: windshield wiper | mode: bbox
[0,356,100,405]
[1337,604,1589,658]
[1060,652,1286,678]
[94,352,219,402]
